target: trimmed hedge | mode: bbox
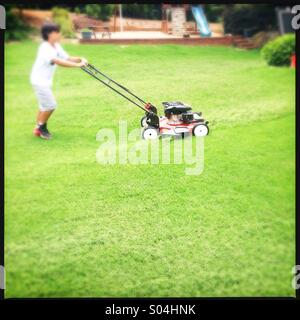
[261,34,295,66]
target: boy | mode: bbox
[30,22,88,139]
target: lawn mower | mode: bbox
[81,64,209,140]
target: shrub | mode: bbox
[261,34,296,66]
[52,7,75,38]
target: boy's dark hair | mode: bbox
[41,23,60,41]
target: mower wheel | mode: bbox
[142,126,159,140]
[140,116,148,127]
[193,124,209,137]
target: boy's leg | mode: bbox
[36,109,55,125]
[33,85,57,139]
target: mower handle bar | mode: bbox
[87,64,147,104]
[81,64,155,114]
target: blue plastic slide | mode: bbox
[191,5,212,37]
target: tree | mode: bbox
[205,5,226,23]
[122,4,162,20]
[223,4,277,36]
[5,5,32,41]
[84,4,114,21]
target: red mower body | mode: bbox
[159,116,206,136]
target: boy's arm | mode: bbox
[56,44,87,65]
[52,58,86,68]
[67,56,88,64]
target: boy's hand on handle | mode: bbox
[81,57,88,65]
[77,61,87,68]
[78,58,88,68]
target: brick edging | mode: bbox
[79,36,236,46]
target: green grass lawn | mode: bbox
[4,41,295,297]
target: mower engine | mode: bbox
[181,112,194,123]
[163,101,203,124]
[141,101,209,139]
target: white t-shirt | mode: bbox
[30,41,69,87]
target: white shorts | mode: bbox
[33,85,57,111]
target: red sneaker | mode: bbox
[33,127,41,137]
[33,125,52,140]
